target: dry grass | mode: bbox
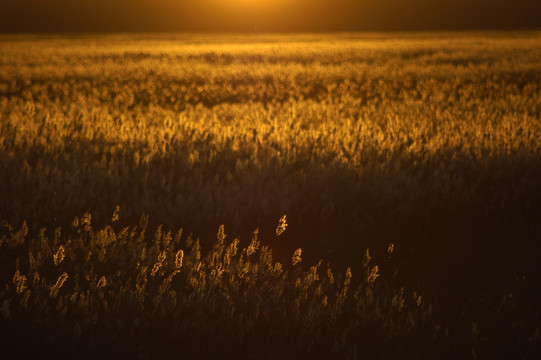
[1,32,540,359]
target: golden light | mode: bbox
[227,0,288,6]
[196,0,296,30]
[216,0,291,15]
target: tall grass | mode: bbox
[1,215,435,359]
[1,32,540,358]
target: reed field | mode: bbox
[1,32,540,359]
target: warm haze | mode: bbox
[2,0,541,32]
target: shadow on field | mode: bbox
[1,135,540,301]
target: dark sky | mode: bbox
[1,0,540,32]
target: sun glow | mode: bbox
[211,0,290,12]
[197,0,295,30]
[228,0,286,5]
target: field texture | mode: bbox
[1,33,540,359]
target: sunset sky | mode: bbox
[1,0,541,32]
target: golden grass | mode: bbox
[1,32,540,359]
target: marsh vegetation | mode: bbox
[1,32,540,358]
